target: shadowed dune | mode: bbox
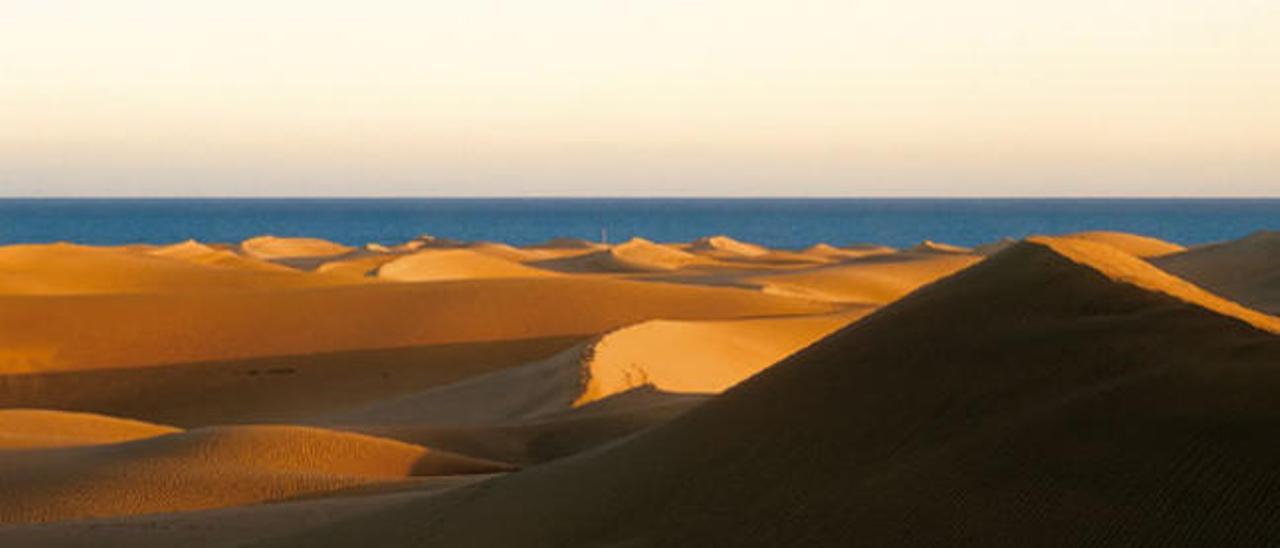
[0,277,832,373]
[745,251,980,304]
[263,237,1280,547]
[0,409,180,449]
[0,476,491,548]
[321,310,865,428]
[0,424,510,525]
[0,336,585,426]
[1153,230,1280,314]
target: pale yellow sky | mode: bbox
[2,0,1278,196]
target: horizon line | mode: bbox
[4,195,1280,200]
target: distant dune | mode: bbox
[1153,230,1280,314]
[374,249,557,282]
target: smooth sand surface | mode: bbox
[1153,230,1280,314]
[746,251,981,304]
[147,240,297,272]
[1061,230,1186,258]
[320,310,867,428]
[0,409,180,449]
[0,277,831,373]
[0,336,586,426]
[374,249,557,282]
[239,236,354,260]
[264,236,1280,547]
[909,239,973,254]
[532,237,712,273]
[0,424,509,524]
[0,243,343,295]
[5,231,1277,547]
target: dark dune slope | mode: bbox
[261,236,1280,548]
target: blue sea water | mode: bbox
[0,198,1276,250]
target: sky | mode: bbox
[2,1,1278,197]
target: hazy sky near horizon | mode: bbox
[3,1,1278,197]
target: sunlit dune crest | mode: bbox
[375,249,557,282]
[240,236,354,260]
[1059,230,1186,258]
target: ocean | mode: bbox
[0,198,1276,249]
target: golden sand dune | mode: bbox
[267,236,1280,547]
[1061,230,1186,258]
[685,235,770,258]
[239,236,354,260]
[801,242,896,260]
[0,409,179,449]
[374,249,557,282]
[0,243,339,295]
[313,253,401,279]
[1152,230,1280,314]
[147,240,295,272]
[532,237,708,273]
[909,239,973,254]
[323,311,864,428]
[0,424,509,524]
[0,277,832,373]
[746,251,980,304]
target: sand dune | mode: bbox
[1061,230,1185,257]
[0,243,339,295]
[268,236,1280,547]
[239,236,354,260]
[1,336,585,426]
[685,235,769,258]
[0,277,832,373]
[0,424,509,524]
[0,477,489,548]
[801,242,896,260]
[147,240,295,272]
[746,251,980,304]
[0,409,179,449]
[1152,230,1280,314]
[323,310,865,428]
[374,249,557,282]
[909,239,972,254]
[533,237,708,273]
